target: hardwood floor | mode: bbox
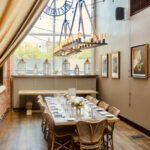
[0,111,47,150]
[0,111,150,150]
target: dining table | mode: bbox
[45,96,119,126]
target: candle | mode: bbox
[102,32,106,39]
[77,32,82,42]
[99,35,101,43]
[71,36,74,43]
[90,32,94,43]
[102,32,106,43]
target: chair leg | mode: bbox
[111,133,114,150]
[107,134,109,150]
[51,136,54,150]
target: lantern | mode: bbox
[62,59,70,75]
[17,59,26,75]
[84,59,91,75]
[43,59,50,75]
[33,64,38,75]
[74,64,79,75]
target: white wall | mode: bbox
[96,0,150,130]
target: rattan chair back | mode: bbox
[85,96,99,105]
[108,106,120,117]
[98,101,109,110]
[45,112,55,131]
[90,98,99,105]
[38,99,46,112]
[85,95,92,101]
[76,119,107,144]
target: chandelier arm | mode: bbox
[59,21,65,45]
[78,1,82,32]
[64,22,67,39]
[78,10,81,32]
[83,0,98,39]
[79,1,85,40]
[66,23,68,39]
[70,1,79,36]
[49,0,54,10]
[67,22,71,33]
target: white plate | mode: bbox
[92,106,98,109]
[96,108,104,111]
[67,118,75,121]
[49,105,56,107]
[105,114,114,118]
[100,111,108,115]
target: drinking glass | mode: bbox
[68,88,76,96]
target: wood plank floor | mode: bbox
[0,111,150,150]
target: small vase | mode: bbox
[76,107,81,115]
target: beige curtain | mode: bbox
[0,0,48,67]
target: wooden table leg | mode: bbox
[26,99,32,115]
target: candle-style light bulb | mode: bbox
[102,32,106,43]
[71,36,74,43]
[91,32,94,43]
[99,35,101,43]
[77,32,82,42]
[73,35,76,43]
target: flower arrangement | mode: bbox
[64,93,70,100]
[53,70,58,75]
[72,100,84,109]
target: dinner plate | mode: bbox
[51,110,58,113]
[105,114,114,118]
[49,105,56,107]
[96,108,104,111]
[67,118,75,121]
[99,111,108,115]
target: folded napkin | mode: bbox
[54,114,62,118]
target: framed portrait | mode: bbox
[101,54,108,77]
[131,44,148,78]
[110,51,120,79]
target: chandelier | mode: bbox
[54,0,108,56]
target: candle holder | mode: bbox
[17,59,26,75]
[62,59,70,75]
[43,59,50,75]
[84,59,91,75]
[74,64,79,75]
[33,64,38,75]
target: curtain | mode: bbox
[0,0,48,67]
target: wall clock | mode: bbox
[44,0,74,16]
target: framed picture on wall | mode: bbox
[110,51,120,79]
[131,44,148,78]
[101,54,108,77]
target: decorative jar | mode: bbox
[74,64,79,75]
[17,59,26,75]
[62,59,70,75]
[84,59,91,75]
[43,59,50,75]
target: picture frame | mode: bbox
[110,51,120,79]
[101,54,108,77]
[131,44,148,79]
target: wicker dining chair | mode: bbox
[90,98,99,105]
[85,96,99,105]
[98,101,109,110]
[85,95,91,100]
[46,112,74,150]
[37,97,47,133]
[72,119,108,150]
[103,106,120,150]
